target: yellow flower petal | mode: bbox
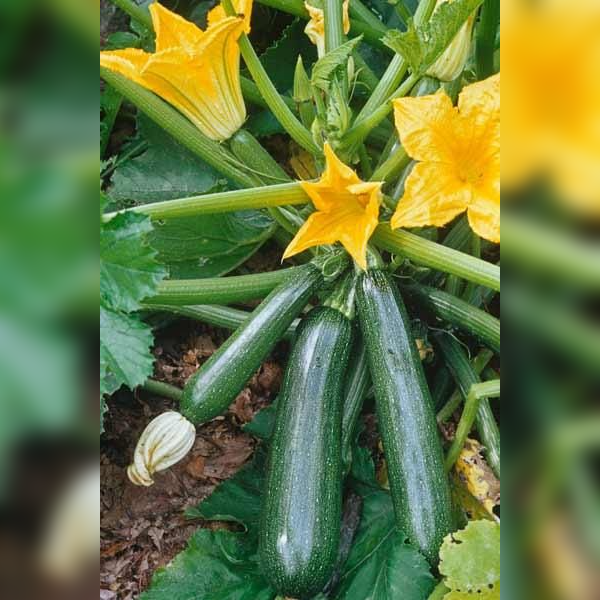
[284,142,382,269]
[391,162,470,230]
[468,195,500,243]
[100,48,151,86]
[392,93,458,163]
[392,74,501,243]
[208,0,253,33]
[150,2,205,53]
[100,6,247,141]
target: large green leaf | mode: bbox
[109,116,225,204]
[384,0,482,75]
[100,305,155,395]
[140,529,276,600]
[100,212,167,313]
[148,210,274,279]
[438,520,500,598]
[333,491,435,600]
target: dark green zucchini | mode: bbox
[356,269,454,564]
[259,306,353,599]
[180,264,323,425]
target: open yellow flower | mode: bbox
[100,2,253,141]
[283,142,383,269]
[391,74,500,243]
[305,0,350,57]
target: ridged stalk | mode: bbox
[146,267,304,306]
[373,225,501,291]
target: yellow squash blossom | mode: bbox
[391,74,500,243]
[100,1,253,141]
[305,0,350,57]
[283,142,383,269]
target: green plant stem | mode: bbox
[103,182,308,222]
[445,379,500,471]
[373,224,501,291]
[255,0,387,49]
[352,0,387,34]
[342,73,418,151]
[111,0,152,29]
[435,333,500,477]
[436,349,493,423]
[351,0,436,129]
[371,146,410,182]
[141,378,183,402]
[401,283,500,353]
[325,0,346,52]
[146,267,304,306]
[100,68,257,188]
[475,0,499,79]
[145,304,299,340]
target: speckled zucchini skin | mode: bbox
[180,264,323,425]
[259,306,352,599]
[356,269,453,564]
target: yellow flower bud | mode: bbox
[127,411,196,486]
[427,0,475,82]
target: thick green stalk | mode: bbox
[434,333,501,477]
[100,68,256,188]
[351,0,387,35]
[428,582,450,600]
[103,182,308,222]
[373,225,501,291]
[325,0,346,52]
[146,267,304,306]
[145,304,299,340]
[476,0,500,79]
[445,380,500,471]
[401,284,500,353]
[141,378,183,401]
[437,349,493,423]
[371,146,410,182]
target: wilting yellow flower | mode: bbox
[305,0,350,57]
[503,0,600,217]
[391,74,500,243]
[100,2,252,141]
[426,0,476,82]
[283,142,383,269]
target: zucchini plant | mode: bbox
[100,0,501,598]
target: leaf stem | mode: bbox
[146,267,305,306]
[103,182,308,222]
[371,146,410,182]
[445,379,500,471]
[145,304,299,340]
[373,224,501,291]
[325,0,346,52]
[141,378,183,402]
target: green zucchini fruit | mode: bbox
[180,263,323,425]
[356,269,454,564]
[259,306,353,599]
